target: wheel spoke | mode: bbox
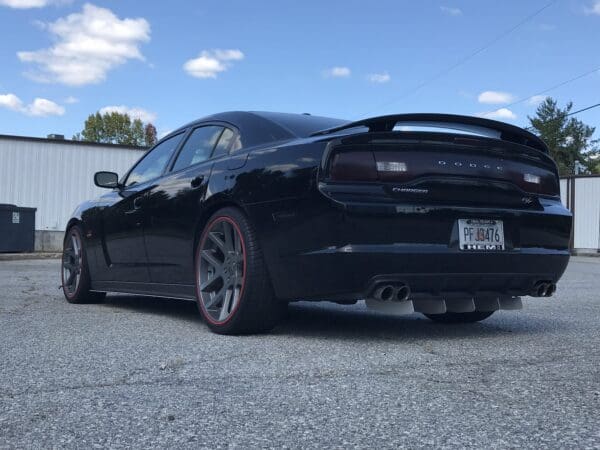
[208,232,226,252]
[200,271,222,292]
[66,270,77,286]
[205,287,225,309]
[230,285,241,313]
[218,288,233,321]
[200,249,222,270]
[71,235,80,258]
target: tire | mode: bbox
[195,207,285,334]
[423,311,495,323]
[61,225,106,304]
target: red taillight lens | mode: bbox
[509,170,559,196]
[329,151,378,182]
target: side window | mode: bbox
[172,126,224,172]
[125,133,184,186]
[213,128,239,157]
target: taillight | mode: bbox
[328,150,417,183]
[328,149,559,196]
[329,151,378,181]
[510,170,559,196]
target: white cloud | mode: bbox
[17,3,150,86]
[27,97,65,116]
[183,49,244,79]
[323,66,351,78]
[478,108,517,120]
[477,90,516,105]
[99,105,156,123]
[0,0,69,8]
[0,93,24,111]
[0,93,64,116]
[367,72,391,83]
[64,95,78,104]
[440,6,462,16]
[584,0,600,15]
[527,95,548,106]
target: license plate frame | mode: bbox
[458,219,505,251]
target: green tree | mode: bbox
[144,123,157,147]
[73,111,154,147]
[528,98,598,175]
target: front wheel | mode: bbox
[423,311,495,323]
[61,225,105,304]
[195,207,285,334]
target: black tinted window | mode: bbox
[254,112,348,137]
[126,133,183,186]
[172,126,223,171]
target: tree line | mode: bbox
[72,111,157,147]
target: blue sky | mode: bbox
[1,0,599,139]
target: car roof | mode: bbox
[168,111,349,148]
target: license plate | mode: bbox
[458,219,505,251]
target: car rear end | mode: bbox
[268,114,571,308]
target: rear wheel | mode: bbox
[61,225,105,304]
[195,207,285,334]
[423,311,494,323]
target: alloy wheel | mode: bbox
[198,217,246,324]
[62,230,82,297]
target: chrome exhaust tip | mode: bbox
[394,284,411,302]
[373,285,395,301]
[533,281,548,297]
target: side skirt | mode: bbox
[91,280,196,301]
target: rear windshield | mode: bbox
[254,112,348,137]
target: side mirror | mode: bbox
[94,171,120,189]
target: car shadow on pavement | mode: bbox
[99,295,568,341]
[273,301,569,341]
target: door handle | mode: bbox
[191,175,205,189]
[124,194,145,215]
[133,196,144,209]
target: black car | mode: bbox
[61,111,572,334]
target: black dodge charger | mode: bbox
[61,111,572,334]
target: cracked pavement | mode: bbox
[1,257,599,448]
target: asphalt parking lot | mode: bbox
[1,257,599,448]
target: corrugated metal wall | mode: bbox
[0,137,145,231]
[560,176,600,252]
[571,177,600,250]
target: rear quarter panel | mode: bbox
[230,140,346,297]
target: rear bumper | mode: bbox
[277,245,569,300]
[249,195,572,301]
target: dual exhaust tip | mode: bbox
[532,281,556,297]
[372,283,411,302]
[373,280,556,301]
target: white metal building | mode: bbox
[0,134,145,251]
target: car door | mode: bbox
[143,125,236,285]
[101,132,185,282]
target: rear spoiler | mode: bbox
[310,113,548,153]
